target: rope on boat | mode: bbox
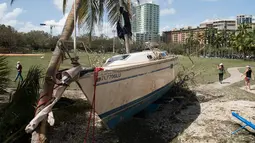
[84,67,104,143]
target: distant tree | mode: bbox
[16,32,27,48]
[185,31,199,55]
[233,24,252,59]
[0,25,17,52]
[24,30,51,51]
[48,35,61,51]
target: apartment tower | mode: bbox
[132,2,160,43]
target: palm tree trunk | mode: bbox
[243,51,247,60]
[31,1,81,143]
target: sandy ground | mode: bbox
[46,67,255,143]
[183,67,255,143]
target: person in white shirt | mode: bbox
[14,61,23,82]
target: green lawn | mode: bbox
[6,52,114,88]
[5,54,255,88]
[178,56,255,84]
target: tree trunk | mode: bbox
[243,51,247,60]
[31,1,81,143]
[203,46,206,57]
[196,45,198,57]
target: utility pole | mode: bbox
[112,30,116,53]
[73,0,77,57]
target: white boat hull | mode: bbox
[77,56,178,128]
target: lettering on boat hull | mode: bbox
[97,73,122,82]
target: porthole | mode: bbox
[147,55,152,59]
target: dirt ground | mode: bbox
[45,84,254,143]
[46,67,255,143]
[1,67,255,143]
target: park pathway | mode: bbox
[197,67,244,90]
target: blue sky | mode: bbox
[0,0,254,37]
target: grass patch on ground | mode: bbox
[6,52,114,88]
[237,67,255,74]
[238,68,245,74]
[6,54,255,88]
[178,56,255,84]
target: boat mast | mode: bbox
[73,0,77,57]
[119,0,130,54]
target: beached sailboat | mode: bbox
[78,43,178,128]
[24,3,179,133]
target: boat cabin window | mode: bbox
[161,51,168,57]
[147,55,153,59]
[105,54,130,63]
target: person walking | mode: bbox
[241,65,254,90]
[14,61,23,82]
[217,63,225,84]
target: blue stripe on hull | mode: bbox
[98,81,174,129]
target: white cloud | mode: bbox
[137,0,157,4]
[0,3,7,18]
[0,1,115,38]
[168,0,174,5]
[0,2,65,35]
[132,0,159,6]
[160,0,176,16]
[53,0,73,13]
[160,8,176,16]
[4,8,23,20]
[159,25,171,35]
[80,22,116,38]
[0,3,24,27]
[19,14,68,35]
[160,25,170,32]
[174,24,185,29]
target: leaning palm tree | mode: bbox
[10,0,135,143]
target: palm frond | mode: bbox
[78,0,98,32]
[0,66,42,143]
[63,0,68,14]
[98,0,105,23]
[0,56,10,94]
[105,0,121,26]
[10,0,15,5]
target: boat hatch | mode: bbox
[161,51,168,57]
[105,54,130,64]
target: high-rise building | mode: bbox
[132,3,160,43]
[162,26,206,43]
[200,19,236,31]
[131,3,136,34]
[236,14,253,25]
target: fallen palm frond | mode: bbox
[0,66,42,143]
[0,56,10,94]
